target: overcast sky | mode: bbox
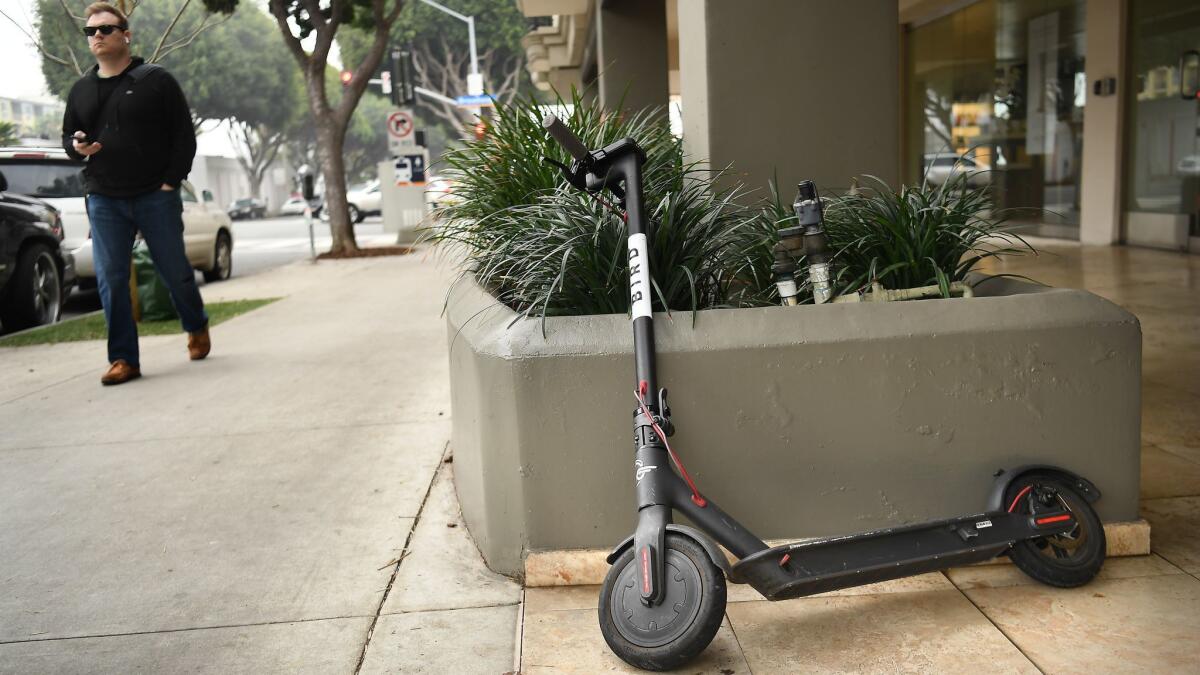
[0,1,333,158]
[0,0,56,102]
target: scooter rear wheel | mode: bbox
[1005,473,1106,587]
[598,533,726,671]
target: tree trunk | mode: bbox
[313,105,357,255]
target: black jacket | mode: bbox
[60,57,197,198]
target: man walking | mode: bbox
[62,2,210,386]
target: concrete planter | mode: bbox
[446,275,1142,577]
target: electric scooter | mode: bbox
[541,116,1106,672]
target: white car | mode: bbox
[322,180,381,223]
[0,147,234,288]
[279,196,309,216]
[922,153,990,188]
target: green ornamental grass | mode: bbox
[429,89,766,320]
[429,91,1033,320]
[821,174,1034,298]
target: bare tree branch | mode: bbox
[56,0,84,22]
[0,8,74,69]
[156,13,230,62]
[150,0,192,63]
[267,0,310,68]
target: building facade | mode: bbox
[0,96,65,143]
[518,0,1200,253]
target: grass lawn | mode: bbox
[0,298,280,348]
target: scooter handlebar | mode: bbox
[542,114,590,162]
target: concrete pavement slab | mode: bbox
[358,605,518,675]
[519,610,750,674]
[1141,443,1200,499]
[945,554,1185,590]
[381,461,520,614]
[1141,496,1200,574]
[962,574,1200,674]
[0,259,454,451]
[0,617,369,675]
[726,590,1039,673]
[0,422,444,641]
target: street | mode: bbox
[60,215,397,322]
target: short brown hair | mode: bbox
[84,2,128,27]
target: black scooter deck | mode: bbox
[729,510,1072,601]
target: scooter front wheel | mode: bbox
[598,533,726,671]
[1005,473,1106,587]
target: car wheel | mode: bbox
[348,204,362,223]
[203,231,233,283]
[0,243,63,331]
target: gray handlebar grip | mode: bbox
[542,114,589,162]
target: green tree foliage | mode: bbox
[0,122,18,146]
[32,0,237,99]
[336,0,530,148]
[31,1,303,198]
[267,0,407,254]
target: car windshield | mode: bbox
[234,199,253,207]
[0,160,85,198]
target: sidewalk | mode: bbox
[1,241,1198,673]
[0,252,519,673]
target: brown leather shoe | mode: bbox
[188,327,211,361]
[101,360,141,386]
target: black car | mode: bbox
[0,169,76,333]
[227,197,267,220]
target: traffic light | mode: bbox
[340,70,353,87]
[390,48,414,106]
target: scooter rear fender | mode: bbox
[988,464,1101,511]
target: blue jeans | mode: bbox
[86,189,208,367]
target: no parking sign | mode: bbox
[387,109,415,154]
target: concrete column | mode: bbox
[596,0,669,113]
[677,0,899,197]
[1079,0,1126,245]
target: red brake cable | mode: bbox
[635,388,706,507]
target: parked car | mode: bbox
[0,147,234,289]
[922,153,990,187]
[1177,154,1200,176]
[424,176,460,208]
[227,197,267,220]
[321,180,381,223]
[0,168,76,331]
[279,195,323,216]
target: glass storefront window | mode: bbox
[1125,1,1200,244]
[904,0,1087,239]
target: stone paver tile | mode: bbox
[524,584,605,614]
[520,610,749,674]
[726,571,953,603]
[964,574,1200,674]
[726,589,1038,673]
[359,605,517,675]
[1141,496,1200,574]
[525,570,955,610]
[946,554,1183,590]
[1141,443,1200,499]
[1159,442,1200,467]
[1141,383,1200,453]
[381,462,520,614]
[0,617,369,675]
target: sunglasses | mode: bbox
[83,24,126,37]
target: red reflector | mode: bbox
[779,553,791,567]
[12,153,48,159]
[1036,514,1072,525]
[640,547,651,594]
